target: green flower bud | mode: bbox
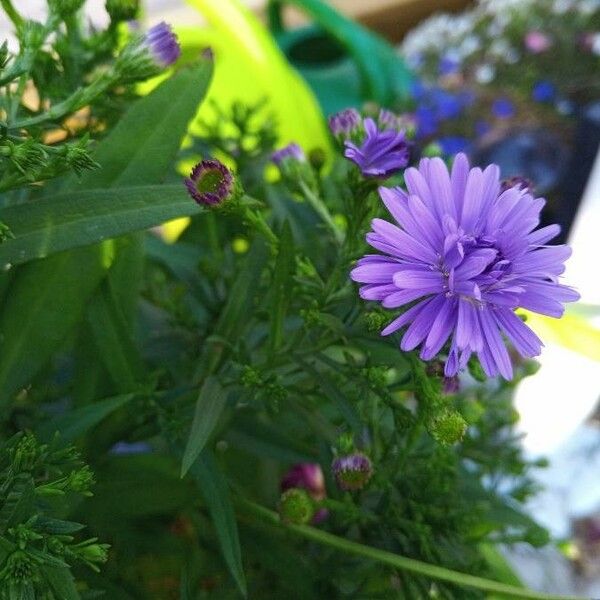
[62,137,100,176]
[5,140,48,178]
[279,488,315,525]
[362,310,389,333]
[49,0,85,17]
[422,142,443,157]
[67,465,95,495]
[106,0,140,22]
[427,409,467,445]
[0,551,35,583]
[0,221,14,244]
[12,433,39,472]
[20,21,46,51]
[72,538,109,565]
[240,365,262,388]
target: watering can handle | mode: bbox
[267,0,412,106]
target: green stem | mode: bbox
[240,499,584,600]
[241,205,278,250]
[298,181,344,244]
[0,0,22,28]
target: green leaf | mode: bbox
[0,60,213,403]
[269,221,294,354]
[85,279,145,392]
[0,245,111,406]
[42,566,81,600]
[36,394,135,443]
[181,377,228,477]
[0,185,201,267]
[189,451,246,597]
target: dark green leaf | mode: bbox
[181,377,227,477]
[189,450,246,597]
[0,185,201,267]
[43,566,81,600]
[36,394,135,443]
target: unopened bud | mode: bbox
[279,488,315,525]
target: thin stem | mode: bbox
[0,0,22,29]
[239,499,584,600]
[298,180,344,245]
[241,205,278,250]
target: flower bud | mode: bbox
[328,108,361,142]
[49,0,85,17]
[0,221,14,244]
[331,452,373,491]
[106,0,139,22]
[427,409,467,445]
[279,488,315,525]
[271,143,305,167]
[184,159,239,207]
[281,463,325,500]
[62,136,100,176]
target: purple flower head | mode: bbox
[281,463,325,500]
[144,21,180,67]
[532,80,556,103]
[524,31,552,54]
[350,153,579,380]
[271,143,305,166]
[332,453,373,491]
[344,118,409,179]
[328,108,362,140]
[281,463,327,523]
[184,159,234,207]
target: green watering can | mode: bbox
[267,0,413,115]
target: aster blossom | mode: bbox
[143,22,180,67]
[350,153,579,380]
[343,117,410,179]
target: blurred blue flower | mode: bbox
[532,80,556,103]
[475,119,491,137]
[492,97,516,119]
[415,105,438,137]
[438,136,471,155]
[439,54,460,76]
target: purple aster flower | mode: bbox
[184,159,234,206]
[144,21,180,67]
[271,143,305,166]
[332,453,373,491]
[344,118,409,179]
[350,153,579,380]
[328,108,361,140]
[532,80,556,103]
[492,97,515,119]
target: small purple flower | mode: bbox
[332,453,373,491]
[344,118,409,179]
[524,31,552,54]
[492,97,515,119]
[184,159,234,206]
[532,81,556,103]
[328,108,361,140]
[144,21,180,67]
[281,463,327,524]
[350,153,579,380]
[271,143,305,166]
[281,463,325,500]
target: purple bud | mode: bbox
[328,108,361,139]
[281,463,325,500]
[443,376,460,395]
[332,453,373,491]
[144,21,180,67]
[271,143,305,166]
[501,175,535,195]
[184,159,235,207]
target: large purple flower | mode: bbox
[344,118,409,179]
[350,153,579,380]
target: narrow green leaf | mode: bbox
[189,450,246,597]
[42,566,81,600]
[36,394,135,443]
[0,245,110,406]
[181,377,227,476]
[85,280,145,392]
[0,185,201,267]
[269,221,294,353]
